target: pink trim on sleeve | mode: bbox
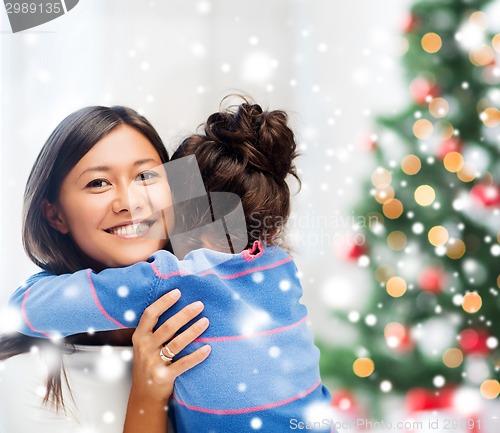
[21,287,51,338]
[198,256,293,280]
[151,254,293,281]
[194,315,307,343]
[173,379,322,415]
[150,263,189,280]
[87,270,127,329]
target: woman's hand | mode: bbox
[124,289,211,433]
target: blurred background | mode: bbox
[1,0,500,431]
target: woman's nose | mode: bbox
[112,183,150,214]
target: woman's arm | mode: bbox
[124,289,211,433]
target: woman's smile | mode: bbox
[105,218,156,238]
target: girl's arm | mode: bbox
[8,251,179,338]
[124,289,211,433]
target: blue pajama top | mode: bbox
[9,241,335,433]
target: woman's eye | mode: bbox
[85,179,110,189]
[136,171,159,183]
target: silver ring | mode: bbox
[159,345,175,364]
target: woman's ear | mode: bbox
[41,199,69,234]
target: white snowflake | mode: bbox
[279,279,291,292]
[380,380,392,392]
[487,337,498,349]
[412,222,424,234]
[348,311,360,322]
[196,1,211,14]
[96,350,126,382]
[240,310,271,336]
[63,285,79,298]
[304,401,335,426]
[124,310,136,322]
[268,346,281,358]
[102,411,115,424]
[365,314,377,326]
[250,417,263,429]
[433,375,445,388]
[242,52,274,83]
[121,349,133,362]
[252,272,264,283]
[0,306,22,334]
[117,285,129,297]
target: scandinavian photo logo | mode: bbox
[3,0,79,33]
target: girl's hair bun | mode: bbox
[204,97,298,182]
[172,96,301,249]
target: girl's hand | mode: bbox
[124,289,210,433]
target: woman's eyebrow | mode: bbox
[134,158,162,167]
[77,159,162,180]
[77,165,111,180]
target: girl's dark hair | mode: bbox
[171,97,300,250]
[1,106,169,410]
[24,105,169,275]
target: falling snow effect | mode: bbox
[1,0,498,429]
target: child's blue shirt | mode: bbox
[9,242,335,432]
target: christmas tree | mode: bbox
[320,0,500,419]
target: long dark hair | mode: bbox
[0,106,169,409]
[171,97,300,250]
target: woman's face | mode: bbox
[49,124,173,270]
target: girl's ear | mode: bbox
[41,199,69,234]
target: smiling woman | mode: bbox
[42,124,174,271]
[0,105,210,433]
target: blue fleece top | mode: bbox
[9,242,334,432]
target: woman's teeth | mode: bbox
[109,222,151,237]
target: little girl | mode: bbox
[9,99,335,432]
